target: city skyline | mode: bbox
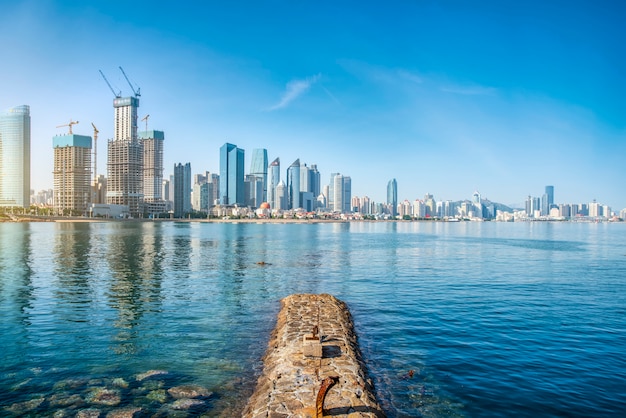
[1,1,625,209]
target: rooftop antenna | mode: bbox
[56,119,79,135]
[119,66,141,97]
[99,70,121,98]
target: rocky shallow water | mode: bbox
[2,368,242,417]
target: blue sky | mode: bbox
[2,0,625,209]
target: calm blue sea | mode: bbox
[1,221,625,417]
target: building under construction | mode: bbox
[107,96,143,217]
[140,129,166,214]
[53,134,92,214]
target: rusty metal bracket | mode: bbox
[316,376,339,418]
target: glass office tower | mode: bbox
[0,105,30,207]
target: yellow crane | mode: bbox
[91,123,99,182]
[56,119,79,134]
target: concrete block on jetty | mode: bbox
[243,293,385,418]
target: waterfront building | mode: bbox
[541,185,554,216]
[0,105,30,207]
[219,143,245,205]
[173,162,191,218]
[267,158,280,208]
[413,199,425,218]
[140,130,165,214]
[399,200,411,218]
[387,179,397,217]
[93,175,107,204]
[424,193,435,217]
[53,133,92,214]
[588,200,601,217]
[332,174,344,212]
[275,180,287,211]
[327,173,338,209]
[342,176,351,213]
[249,149,268,203]
[286,159,300,209]
[107,96,143,217]
[245,174,263,208]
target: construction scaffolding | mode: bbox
[140,130,166,215]
[106,137,143,216]
[53,137,92,214]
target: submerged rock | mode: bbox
[167,384,212,399]
[105,406,143,417]
[111,378,129,389]
[170,398,206,410]
[146,389,168,403]
[48,392,84,408]
[136,370,168,381]
[85,387,122,406]
[76,408,102,418]
[4,397,45,414]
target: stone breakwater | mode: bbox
[243,294,386,418]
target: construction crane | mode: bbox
[91,123,99,182]
[56,119,79,135]
[141,114,150,132]
[99,69,121,98]
[119,66,140,97]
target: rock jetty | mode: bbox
[243,293,385,417]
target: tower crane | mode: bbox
[119,66,140,97]
[56,119,79,134]
[99,70,121,98]
[141,114,150,132]
[91,123,99,182]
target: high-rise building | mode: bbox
[219,143,245,205]
[245,174,264,208]
[107,96,143,217]
[249,149,268,203]
[173,162,191,217]
[327,172,338,209]
[387,179,397,217]
[0,105,30,207]
[275,180,287,210]
[267,157,280,209]
[286,159,300,209]
[333,174,344,213]
[53,134,92,214]
[342,176,352,213]
[140,130,165,214]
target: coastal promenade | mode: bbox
[243,294,385,418]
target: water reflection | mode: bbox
[105,223,165,355]
[0,223,34,375]
[53,222,93,319]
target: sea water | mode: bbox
[1,221,625,416]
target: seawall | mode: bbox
[243,294,385,418]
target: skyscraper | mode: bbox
[219,143,245,205]
[342,176,352,213]
[267,157,280,209]
[0,105,30,207]
[173,162,191,218]
[333,174,344,212]
[286,159,300,209]
[249,148,268,203]
[53,133,92,214]
[107,96,143,217]
[387,178,397,217]
[140,130,165,214]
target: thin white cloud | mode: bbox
[397,69,423,84]
[268,73,321,110]
[441,84,497,96]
